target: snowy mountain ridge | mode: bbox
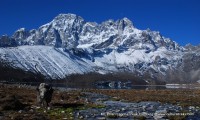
[5,13,181,51]
[0,13,199,82]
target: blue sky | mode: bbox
[0,0,199,46]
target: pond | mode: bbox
[1,80,199,90]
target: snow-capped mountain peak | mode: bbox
[1,13,199,83]
[5,13,182,51]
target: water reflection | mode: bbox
[94,81,167,89]
[0,81,199,90]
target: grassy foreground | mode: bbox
[1,84,200,119]
[88,89,200,107]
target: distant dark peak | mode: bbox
[0,35,17,47]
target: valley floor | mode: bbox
[0,83,200,119]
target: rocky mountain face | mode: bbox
[0,13,199,83]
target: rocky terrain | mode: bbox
[1,83,200,120]
[0,13,199,83]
